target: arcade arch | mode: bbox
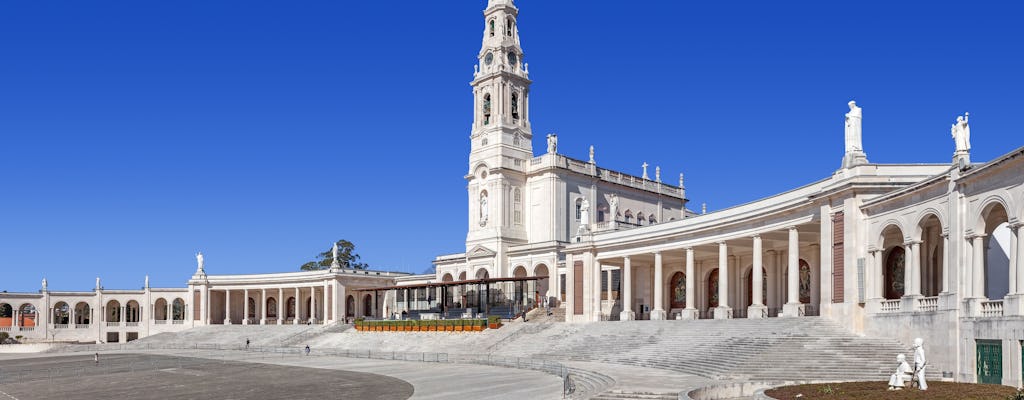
[978,201,1012,299]
[18,304,36,327]
[53,302,70,325]
[512,265,527,278]
[534,264,550,298]
[879,224,906,300]
[75,302,91,324]
[172,298,185,321]
[106,300,121,322]
[0,303,11,327]
[917,213,944,297]
[126,300,141,323]
[154,298,168,320]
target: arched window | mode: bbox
[18,304,36,327]
[172,298,185,321]
[575,198,583,220]
[506,17,513,36]
[53,302,70,325]
[624,210,633,224]
[74,302,91,325]
[511,92,519,120]
[266,298,278,318]
[670,272,686,309]
[649,215,657,224]
[247,297,256,319]
[154,298,168,321]
[106,300,121,322]
[286,297,296,319]
[513,188,522,225]
[637,212,645,226]
[489,19,495,37]
[483,93,492,125]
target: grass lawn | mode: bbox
[765,381,1018,400]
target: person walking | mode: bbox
[304,345,310,356]
[245,338,250,350]
[94,352,99,365]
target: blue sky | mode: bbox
[1,1,1021,292]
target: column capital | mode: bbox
[766,249,778,255]
[966,233,988,240]
[751,233,761,239]
[652,251,662,257]
[622,255,631,262]
[1008,222,1024,231]
[787,226,799,232]
[717,241,727,246]
[904,240,923,247]
[684,247,694,253]
[808,243,820,249]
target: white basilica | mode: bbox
[3,0,1024,387]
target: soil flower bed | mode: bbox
[765,381,1017,400]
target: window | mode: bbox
[624,210,633,224]
[506,17,513,36]
[482,137,488,146]
[637,212,645,225]
[513,188,522,225]
[649,215,657,224]
[513,135,521,146]
[489,19,495,37]
[575,198,583,220]
[483,93,491,125]
[511,92,519,119]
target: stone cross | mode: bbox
[642,162,649,180]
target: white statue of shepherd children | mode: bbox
[888,353,912,390]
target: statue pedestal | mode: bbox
[963,297,984,317]
[781,303,805,318]
[678,308,699,320]
[713,306,733,319]
[841,151,869,169]
[650,309,667,320]
[1003,294,1024,316]
[223,319,232,325]
[746,304,768,319]
[619,310,636,321]
[953,150,971,166]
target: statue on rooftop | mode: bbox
[608,194,619,222]
[546,134,558,154]
[579,197,590,225]
[196,252,205,273]
[479,192,489,226]
[844,101,863,153]
[888,353,912,390]
[642,162,649,180]
[589,145,595,163]
[42,278,47,291]
[952,113,971,153]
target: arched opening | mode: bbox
[918,214,944,297]
[442,273,454,282]
[798,259,811,304]
[476,268,490,279]
[0,303,12,327]
[575,198,583,221]
[266,298,278,319]
[362,294,373,317]
[18,304,36,327]
[458,271,467,281]
[636,212,645,226]
[512,265,527,278]
[511,92,519,120]
[744,268,767,307]
[53,302,70,325]
[106,300,121,323]
[125,300,141,323]
[880,224,906,300]
[707,269,720,309]
[305,297,313,321]
[74,302,91,325]
[534,264,550,298]
[624,210,633,224]
[980,202,1012,299]
[154,298,168,321]
[489,19,495,37]
[286,297,296,319]
[172,298,185,321]
[247,297,256,319]
[505,17,513,36]
[670,271,686,309]
[346,295,355,318]
[649,215,657,225]
[483,93,492,125]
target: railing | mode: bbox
[917,296,939,312]
[19,327,34,331]
[154,320,167,325]
[75,324,90,329]
[126,322,140,327]
[880,299,901,313]
[106,322,121,327]
[172,320,184,325]
[53,324,69,329]
[0,327,12,332]
[981,300,1004,317]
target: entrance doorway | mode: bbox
[977,340,1002,384]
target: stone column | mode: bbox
[941,233,950,294]
[973,235,986,298]
[1017,225,1024,294]
[652,252,666,320]
[260,289,267,325]
[748,235,767,318]
[243,289,250,325]
[782,227,805,317]
[294,287,301,324]
[1010,225,1020,295]
[910,241,922,296]
[681,248,698,319]
[278,288,284,324]
[224,290,231,325]
[311,287,318,323]
[765,250,778,310]
[593,260,603,321]
[809,244,820,308]
[606,269,613,302]
[620,256,635,320]
[166,302,172,323]
[714,241,732,319]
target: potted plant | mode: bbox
[463,319,474,332]
[444,320,454,332]
[427,320,437,332]
[473,319,485,331]
[454,319,464,332]
[488,315,502,329]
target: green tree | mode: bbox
[300,239,369,271]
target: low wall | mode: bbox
[0,343,56,353]
[681,381,778,400]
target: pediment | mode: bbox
[466,245,496,259]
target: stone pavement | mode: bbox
[566,361,715,398]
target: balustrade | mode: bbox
[880,299,901,313]
[980,300,1004,317]
[917,296,939,312]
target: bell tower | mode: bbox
[465,0,532,273]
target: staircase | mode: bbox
[135,324,323,347]
[526,304,566,324]
[489,317,942,383]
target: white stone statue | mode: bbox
[655,166,661,182]
[952,113,971,153]
[888,353,912,390]
[473,64,479,76]
[479,192,489,226]
[701,203,707,215]
[608,194,619,222]
[642,162,649,180]
[678,173,685,188]
[42,278,47,290]
[144,275,149,288]
[589,145,595,163]
[546,133,558,154]
[913,337,927,390]
[196,252,205,272]
[95,277,101,290]
[580,197,591,225]
[331,242,340,268]
[844,100,863,152]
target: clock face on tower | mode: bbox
[484,53,494,65]
[507,52,517,66]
